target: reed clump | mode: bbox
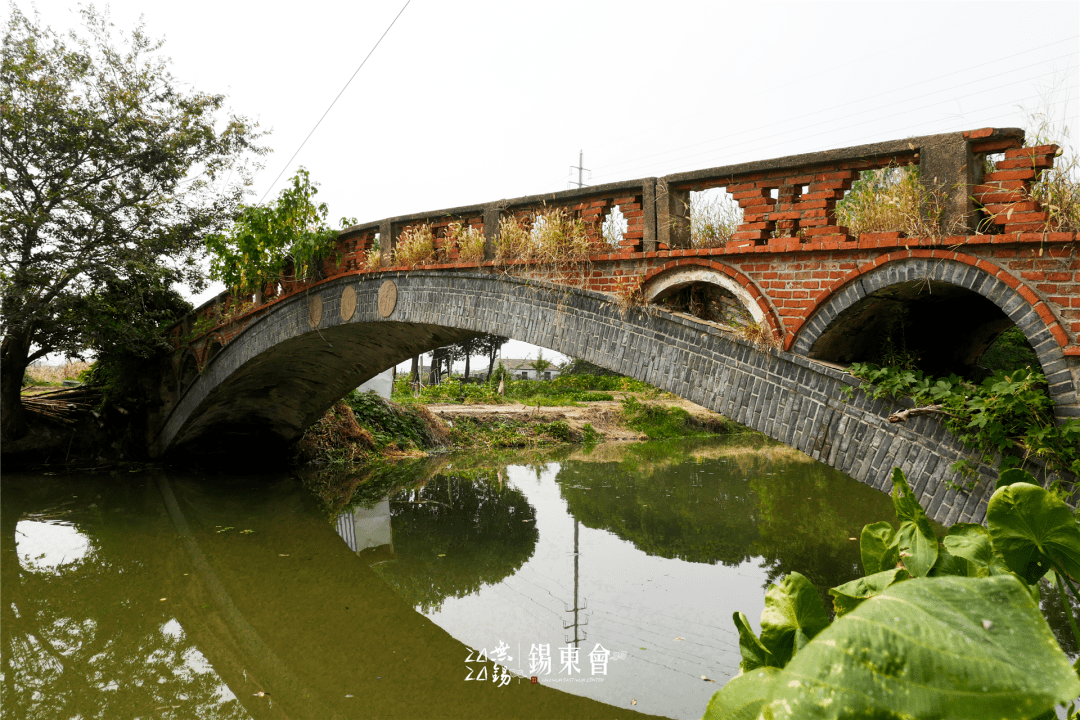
[834,165,957,238]
[394,224,436,267]
[689,192,740,247]
[1022,112,1080,233]
[494,208,592,264]
[448,222,486,263]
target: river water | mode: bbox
[8,435,1058,719]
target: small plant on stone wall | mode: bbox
[449,221,486,263]
[834,164,959,239]
[394,224,436,267]
[611,274,646,317]
[732,313,780,351]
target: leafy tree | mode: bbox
[477,334,508,378]
[204,168,354,292]
[529,349,553,378]
[0,7,266,440]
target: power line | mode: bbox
[589,56,1077,180]
[586,34,1079,158]
[590,86,1077,184]
[257,0,412,204]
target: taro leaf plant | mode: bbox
[703,467,1080,720]
[205,168,354,293]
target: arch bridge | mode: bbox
[156,128,1079,526]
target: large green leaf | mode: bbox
[859,521,898,575]
[942,523,1010,577]
[987,482,1080,583]
[996,467,1038,490]
[758,572,830,666]
[762,575,1080,719]
[829,567,908,617]
[927,545,978,577]
[733,611,778,672]
[890,467,926,524]
[702,667,779,720]
[895,519,938,578]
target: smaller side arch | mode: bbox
[790,250,1077,420]
[176,349,200,393]
[641,260,783,339]
[203,333,226,367]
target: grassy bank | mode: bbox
[296,378,743,465]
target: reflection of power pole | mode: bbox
[564,519,588,647]
[569,150,590,189]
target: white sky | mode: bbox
[23,1,1080,372]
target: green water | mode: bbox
[1,437,911,719]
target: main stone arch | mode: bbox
[790,254,1078,422]
[156,271,1039,526]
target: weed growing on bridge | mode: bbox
[394,224,437,266]
[688,191,740,248]
[834,164,958,239]
[494,209,592,266]
[732,316,781,351]
[363,243,382,271]
[844,362,1080,481]
[448,221,486,262]
[1023,112,1080,233]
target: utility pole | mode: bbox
[569,150,590,189]
[563,519,588,647]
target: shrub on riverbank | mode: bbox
[295,391,449,464]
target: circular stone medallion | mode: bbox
[340,285,357,322]
[308,295,323,328]
[378,280,398,318]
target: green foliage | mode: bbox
[979,327,1041,375]
[443,416,582,449]
[344,390,433,450]
[621,396,730,439]
[393,373,650,406]
[845,362,1080,478]
[205,169,349,292]
[987,481,1080,584]
[707,575,1080,720]
[704,467,1080,720]
[1,5,266,437]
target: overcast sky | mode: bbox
[22,1,1080,371]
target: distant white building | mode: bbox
[498,358,561,381]
[357,368,394,398]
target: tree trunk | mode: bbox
[428,353,436,385]
[0,332,31,442]
[410,355,419,383]
[463,352,471,381]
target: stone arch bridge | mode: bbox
[156,128,1079,526]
